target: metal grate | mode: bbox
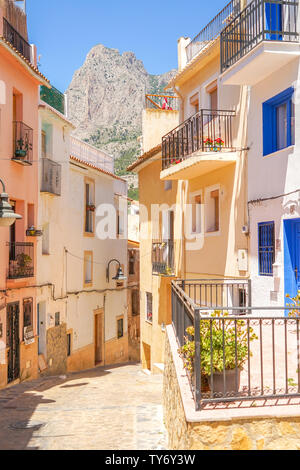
[3,17,31,62]
[186,0,241,63]
[7,242,34,279]
[221,0,299,73]
[162,109,235,170]
[40,85,65,115]
[258,222,275,276]
[12,121,33,165]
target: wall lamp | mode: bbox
[106,259,127,283]
[0,179,22,227]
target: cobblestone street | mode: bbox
[0,364,167,450]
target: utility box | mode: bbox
[238,249,248,272]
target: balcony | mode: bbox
[161,109,237,180]
[7,242,34,279]
[186,0,241,64]
[12,121,33,165]
[40,158,62,196]
[221,0,299,86]
[145,94,179,111]
[171,279,300,411]
[40,85,65,115]
[3,17,31,62]
[152,240,175,275]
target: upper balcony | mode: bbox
[145,94,179,111]
[2,16,31,62]
[220,0,300,86]
[152,240,175,276]
[40,157,62,196]
[12,121,33,166]
[7,242,34,280]
[185,0,241,66]
[161,108,237,180]
[40,85,66,115]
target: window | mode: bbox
[85,179,95,234]
[263,88,295,156]
[190,93,199,114]
[132,290,139,317]
[164,181,172,191]
[206,189,220,233]
[23,298,33,328]
[115,196,125,238]
[117,317,124,339]
[209,88,218,111]
[146,292,153,323]
[27,203,34,228]
[258,222,275,276]
[129,251,135,275]
[41,130,47,158]
[191,194,202,234]
[55,312,60,327]
[67,333,72,356]
[84,251,93,286]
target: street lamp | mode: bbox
[0,179,22,227]
[106,259,127,283]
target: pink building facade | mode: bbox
[0,1,49,388]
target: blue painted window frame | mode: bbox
[258,221,275,276]
[263,87,295,156]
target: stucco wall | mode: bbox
[163,327,300,450]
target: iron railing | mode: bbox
[7,242,34,279]
[145,94,179,111]
[221,0,299,73]
[12,121,33,165]
[3,17,31,62]
[177,278,251,312]
[171,280,300,411]
[186,0,241,63]
[40,158,62,196]
[162,109,235,170]
[152,240,175,275]
[40,85,65,115]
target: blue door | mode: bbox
[284,219,300,309]
[265,2,282,40]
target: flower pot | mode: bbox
[210,369,241,397]
[15,150,27,159]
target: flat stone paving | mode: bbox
[0,363,167,450]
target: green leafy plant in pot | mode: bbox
[179,311,258,396]
[16,252,32,277]
[15,138,29,159]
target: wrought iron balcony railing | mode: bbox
[162,109,235,171]
[145,94,179,111]
[40,85,65,115]
[40,158,62,196]
[152,240,175,275]
[186,0,241,63]
[171,279,300,411]
[12,121,33,165]
[221,0,299,73]
[3,17,31,62]
[7,242,34,279]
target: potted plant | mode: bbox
[16,252,32,277]
[286,291,300,317]
[213,138,224,152]
[179,311,258,396]
[15,138,29,159]
[204,138,214,151]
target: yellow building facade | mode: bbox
[129,3,250,372]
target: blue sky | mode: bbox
[27,0,229,92]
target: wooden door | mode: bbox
[7,302,20,383]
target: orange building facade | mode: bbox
[0,1,50,388]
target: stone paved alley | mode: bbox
[0,364,167,450]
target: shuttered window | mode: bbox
[258,222,275,276]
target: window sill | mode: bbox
[84,232,95,238]
[145,320,153,326]
[263,145,294,159]
[205,230,220,237]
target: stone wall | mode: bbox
[163,327,300,450]
[43,323,67,376]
